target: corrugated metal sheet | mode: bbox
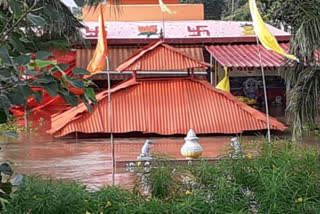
[175,45,205,62]
[49,77,286,138]
[206,43,291,68]
[116,41,210,72]
[76,46,141,80]
[76,44,206,80]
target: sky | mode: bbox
[62,0,77,7]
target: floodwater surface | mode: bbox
[0,136,231,190]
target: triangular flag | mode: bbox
[86,3,108,78]
[248,0,297,61]
[216,67,230,92]
[159,0,176,14]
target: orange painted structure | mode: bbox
[116,41,210,72]
[48,77,286,138]
[10,51,80,135]
[82,4,204,22]
[11,51,79,117]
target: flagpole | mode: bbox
[161,11,165,41]
[256,38,271,143]
[106,56,115,185]
[248,0,296,143]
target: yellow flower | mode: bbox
[180,203,185,206]
[137,161,142,167]
[246,153,253,159]
[86,212,91,214]
[185,190,192,196]
[297,197,303,203]
[106,201,112,207]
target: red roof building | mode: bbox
[13,2,292,137]
[48,41,286,138]
[116,41,210,72]
[48,77,285,138]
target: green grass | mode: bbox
[2,140,320,214]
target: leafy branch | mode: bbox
[0,0,39,41]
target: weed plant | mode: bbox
[2,140,320,214]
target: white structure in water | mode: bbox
[181,129,203,159]
[137,140,153,161]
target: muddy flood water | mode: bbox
[0,134,318,190]
[0,136,233,190]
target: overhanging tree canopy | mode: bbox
[0,0,98,127]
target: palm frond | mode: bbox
[272,0,320,139]
[286,67,320,140]
[31,0,84,44]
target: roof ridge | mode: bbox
[116,41,163,72]
[116,41,210,72]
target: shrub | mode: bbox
[3,176,89,214]
[2,140,320,214]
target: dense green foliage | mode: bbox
[0,162,24,211]
[180,0,225,20]
[3,141,320,214]
[256,0,320,140]
[179,0,251,20]
[0,0,97,127]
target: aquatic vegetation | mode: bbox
[2,140,320,214]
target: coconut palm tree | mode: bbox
[260,0,320,140]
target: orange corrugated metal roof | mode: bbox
[48,77,286,138]
[76,45,206,80]
[116,41,210,72]
[206,43,291,68]
[206,43,319,68]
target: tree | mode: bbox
[260,0,320,140]
[0,0,98,130]
[223,1,249,21]
[180,0,225,20]
[222,0,271,21]
[222,0,247,20]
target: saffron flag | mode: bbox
[86,3,108,78]
[216,67,230,92]
[159,0,176,14]
[248,0,297,61]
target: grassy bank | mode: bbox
[2,140,320,214]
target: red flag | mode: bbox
[86,3,108,77]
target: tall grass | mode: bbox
[3,140,320,214]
